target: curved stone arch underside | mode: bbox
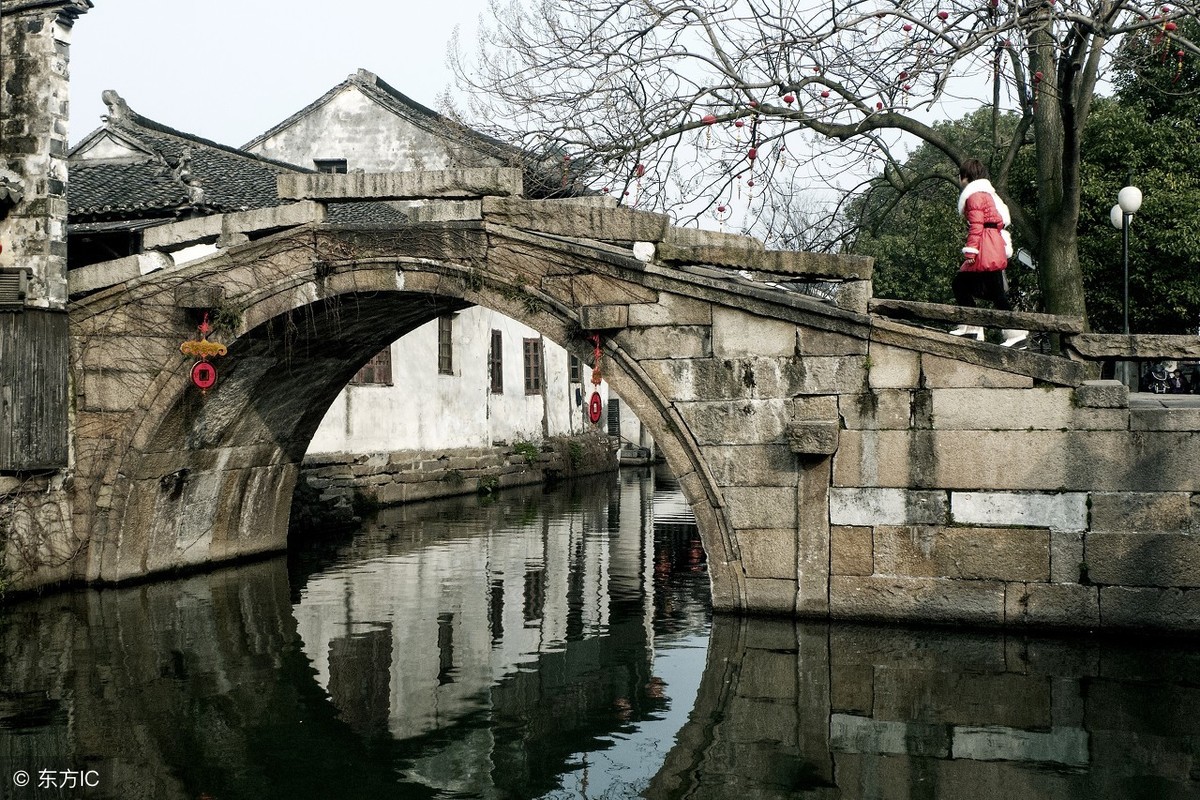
[71,223,820,610]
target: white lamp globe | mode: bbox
[1118,185,1143,214]
[1110,204,1125,230]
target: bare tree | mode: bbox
[453,0,1200,322]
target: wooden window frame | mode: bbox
[523,337,543,395]
[349,346,393,386]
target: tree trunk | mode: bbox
[1030,20,1089,327]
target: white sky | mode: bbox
[68,0,491,148]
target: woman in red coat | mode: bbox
[949,159,1027,347]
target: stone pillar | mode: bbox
[0,0,90,469]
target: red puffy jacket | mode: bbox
[958,179,1013,272]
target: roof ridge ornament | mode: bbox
[101,89,130,121]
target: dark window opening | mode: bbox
[489,329,503,394]
[569,354,582,384]
[314,159,347,174]
[607,397,621,436]
[438,316,454,375]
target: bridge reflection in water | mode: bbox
[2,470,1200,799]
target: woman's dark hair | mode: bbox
[959,158,988,182]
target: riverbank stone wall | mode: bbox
[822,341,1200,631]
[295,434,620,525]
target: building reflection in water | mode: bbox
[3,468,1200,799]
[289,468,709,797]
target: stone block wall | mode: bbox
[827,341,1200,631]
[0,1,86,307]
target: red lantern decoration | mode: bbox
[820,90,830,98]
[747,147,758,161]
[783,93,795,104]
[701,113,717,124]
[746,179,755,187]
[634,163,645,178]
[876,101,884,110]
[1165,21,1177,30]
[588,392,603,424]
[716,204,726,213]
[937,10,949,19]
[748,100,759,108]
[902,23,913,31]
[899,71,909,80]
[734,119,745,127]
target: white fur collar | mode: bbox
[957,178,1010,221]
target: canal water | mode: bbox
[2,468,1200,799]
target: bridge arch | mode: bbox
[71,223,741,604]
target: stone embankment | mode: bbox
[292,434,620,528]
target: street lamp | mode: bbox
[1110,182,1142,388]
[1110,183,1142,335]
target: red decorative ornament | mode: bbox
[899,71,909,80]
[1165,21,1177,30]
[716,204,726,213]
[747,147,758,161]
[634,163,645,178]
[876,101,884,110]
[180,312,228,395]
[820,90,830,98]
[601,187,610,193]
[734,119,745,127]
[1175,49,1186,82]
[783,93,795,104]
[587,335,603,427]
[902,23,913,31]
[903,84,912,91]
[937,10,949,19]
[748,100,759,108]
[746,179,755,187]
[191,361,217,391]
[701,113,718,124]
[588,392,603,424]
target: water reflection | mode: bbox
[651,619,1200,799]
[4,470,1200,799]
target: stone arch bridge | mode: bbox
[63,166,1189,630]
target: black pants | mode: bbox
[953,270,1011,310]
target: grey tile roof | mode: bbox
[68,95,409,229]
[69,106,300,222]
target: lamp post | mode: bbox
[1110,181,1142,386]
